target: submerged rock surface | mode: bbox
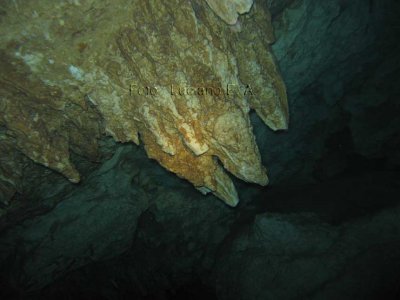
[0,0,288,207]
[205,0,254,24]
[0,0,399,298]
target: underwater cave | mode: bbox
[0,0,400,299]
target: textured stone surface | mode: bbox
[0,145,149,291]
[0,0,399,298]
[0,53,101,184]
[254,0,400,185]
[0,0,288,207]
[205,0,254,24]
[1,149,398,297]
[0,143,237,293]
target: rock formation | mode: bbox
[205,0,254,24]
[1,0,400,298]
[0,0,288,207]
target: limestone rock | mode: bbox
[205,0,254,24]
[0,145,149,291]
[0,0,288,206]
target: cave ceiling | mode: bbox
[0,0,288,207]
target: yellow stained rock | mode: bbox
[0,0,288,206]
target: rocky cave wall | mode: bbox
[0,0,400,299]
[0,0,289,208]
